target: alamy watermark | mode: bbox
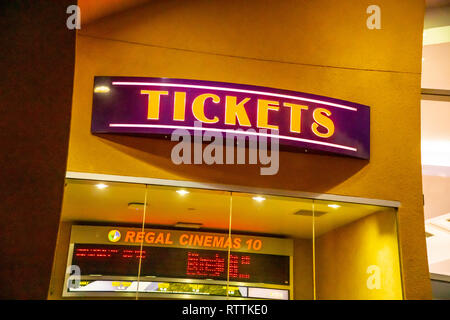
[366,5,381,30]
[170,122,279,176]
[66,5,81,30]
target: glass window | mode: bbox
[48,179,148,299]
[230,192,314,300]
[49,178,403,300]
[135,185,232,299]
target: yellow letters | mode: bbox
[283,102,308,133]
[312,108,335,138]
[173,91,186,121]
[257,99,279,130]
[225,96,251,126]
[141,90,168,120]
[192,93,220,123]
[140,89,338,140]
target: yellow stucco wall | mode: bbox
[66,0,430,299]
[316,210,403,299]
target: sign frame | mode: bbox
[91,76,370,159]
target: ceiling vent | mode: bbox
[174,222,203,229]
[293,209,327,217]
[128,202,145,210]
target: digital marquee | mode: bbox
[72,244,290,285]
[64,225,293,299]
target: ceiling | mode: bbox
[61,178,387,239]
[78,1,448,22]
[78,0,150,26]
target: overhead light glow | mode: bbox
[328,204,340,209]
[422,26,450,46]
[176,190,190,196]
[252,196,266,202]
[95,183,108,189]
[94,86,110,93]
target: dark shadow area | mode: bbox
[96,133,368,193]
[0,1,75,299]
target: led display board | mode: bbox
[64,226,293,299]
[72,244,289,285]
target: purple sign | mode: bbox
[91,76,370,159]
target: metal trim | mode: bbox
[66,171,401,208]
[430,273,450,283]
[421,88,450,102]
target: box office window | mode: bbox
[49,178,403,300]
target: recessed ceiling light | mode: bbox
[293,209,327,217]
[94,85,110,93]
[252,196,266,202]
[176,190,190,196]
[95,183,108,189]
[328,204,340,209]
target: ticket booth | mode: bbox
[49,176,403,300]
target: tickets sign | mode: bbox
[91,76,370,159]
